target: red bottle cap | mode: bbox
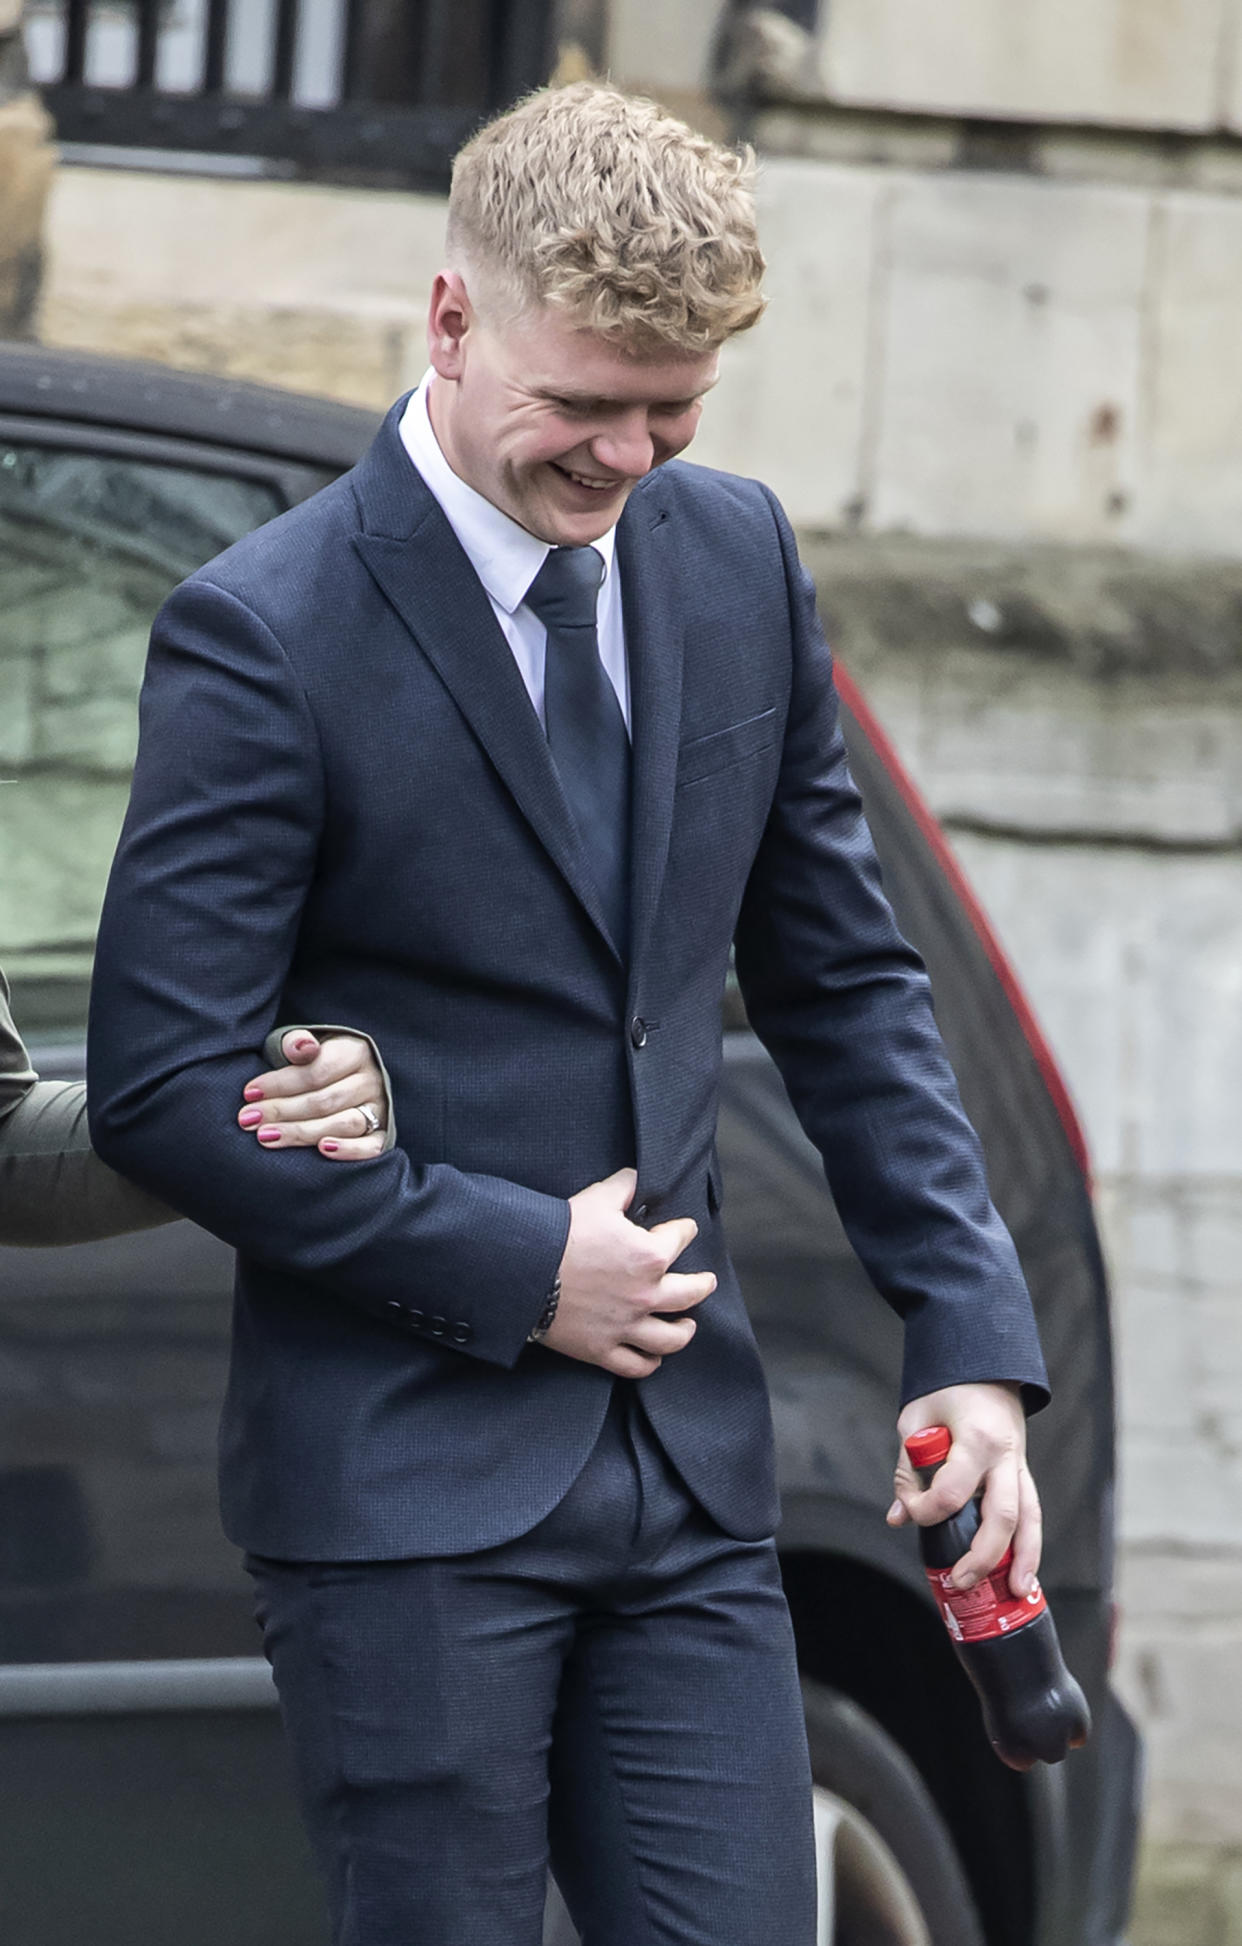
[905,1425,952,1469]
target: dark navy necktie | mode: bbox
[524,545,631,955]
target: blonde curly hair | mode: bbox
[447,83,766,355]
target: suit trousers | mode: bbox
[247,1383,817,1945]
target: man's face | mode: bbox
[427,275,720,546]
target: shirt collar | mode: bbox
[398,372,617,616]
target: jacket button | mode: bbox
[630,1016,648,1049]
[452,1323,472,1345]
[633,1203,649,1223]
[428,1316,446,1337]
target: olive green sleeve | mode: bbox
[0,969,395,1245]
[0,970,176,1244]
[0,972,38,1125]
[0,1079,175,1246]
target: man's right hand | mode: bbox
[542,1167,715,1378]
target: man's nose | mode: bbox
[590,413,655,479]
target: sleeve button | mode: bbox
[428,1316,446,1337]
[452,1323,472,1345]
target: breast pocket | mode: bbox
[676,707,780,789]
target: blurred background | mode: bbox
[3,4,1242,1939]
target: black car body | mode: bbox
[0,344,1139,1946]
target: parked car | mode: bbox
[0,343,1139,1946]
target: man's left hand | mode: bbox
[887,1380,1042,1602]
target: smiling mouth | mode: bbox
[553,463,622,493]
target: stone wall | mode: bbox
[38,149,1242,565]
[39,167,444,408]
[806,0,1242,132]
[611,0,1242,132]
[687,153,1242,560]
[812,535,1242,1935]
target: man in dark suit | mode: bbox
[89,82,1049,1946]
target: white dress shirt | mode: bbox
[398,373,630,733]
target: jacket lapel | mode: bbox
[620,485,684,981]
[351,407,622,962]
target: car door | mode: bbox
[0,421,332,1945]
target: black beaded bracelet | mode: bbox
[527,1275,562,1344]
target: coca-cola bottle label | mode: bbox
[925,1547,1048,1643]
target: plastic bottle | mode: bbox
[905,1424,1092,1771]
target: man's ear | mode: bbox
[428,270,473,380]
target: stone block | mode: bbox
[1132,194,1242,554]
[752,103,961,173]
[607,0,719,94]
[1222,1858,1242,1944]
[1187,1189,1242,1289]
[868,172,1149,543]
[41,166,448,410]
[1224,0,1242,132]
[946,837,1242,1180]
[1114,1552,1242,1843]
[39,293,412,414]
[912,664,1242,845]
[1130,1843,1238,1946]
[818,0,1225,132]
[690,160,878,530]
[46,166,446,316]
[1118,1429,1242,1552]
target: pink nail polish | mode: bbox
[243,1084,264,1102]
[258,1127,282,1144]
[320,1140,339,1154]
[239,1107,263,1128]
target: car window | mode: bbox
[0,443,284,1041]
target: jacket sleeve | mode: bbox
[1,973,171,1243]
[87,576,568,1366]
[0,972,37,1125]
[733,488,1050,1413]
[0,1081,173,1246]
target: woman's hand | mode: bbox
[237,1031,389,1160]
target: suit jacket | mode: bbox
[88,398,1048,1560]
